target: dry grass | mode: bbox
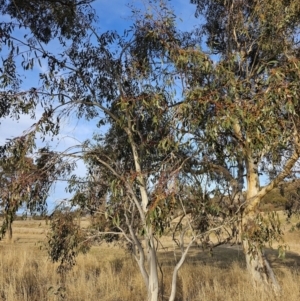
[0,215,299,301]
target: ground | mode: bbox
[0,212,299,300]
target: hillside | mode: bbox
[260,179,300,211]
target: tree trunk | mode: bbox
[147,241,159,301]
[243,152,280,292]
[243,237,280,293]
[8,219,12,241]
[242,207,280,292]
[168,238,195,301]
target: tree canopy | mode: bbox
[186,0,300,291]
[0,0,94,43]
[0,0,95,123]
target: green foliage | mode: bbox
[0,0,94,136]
[0,144,74,239]
[47,209,90,274]
[184,0,300,173]
[243,212,287,258]
[0,0,94,44]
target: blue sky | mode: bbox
[95,0,199,30]
[0,0,200,211]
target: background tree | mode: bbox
[180,0,300,291]
[0,145,66,240]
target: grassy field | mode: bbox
[0,213,300,301]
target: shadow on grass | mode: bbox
[158,244,300,272]
[265,247,300,271]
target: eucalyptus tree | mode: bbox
[65,103,234,301]
[6,1,239,298]
[1,2,204,300]
[176,0,300,291]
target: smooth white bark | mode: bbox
[243,240,280,293]
[147,243,159,301]
[243,150,280,292]
[168,238,195,301]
